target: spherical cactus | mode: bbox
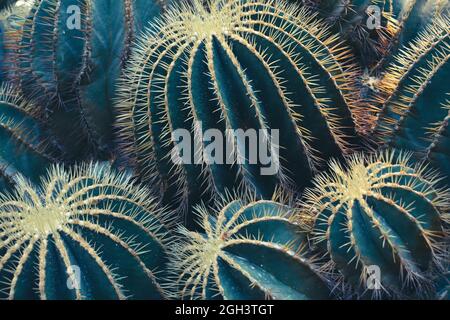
[0,83,56,191]
[169,194,332,300]
[0,162,171,300]
[117,0,362,220]
[9,0,167,159]
[302,150,449,298]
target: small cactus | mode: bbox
[169,193,332,300]
[0,162,171,300]
[302,150,449,298]
[0,83,56,191]
[117,0,362,221]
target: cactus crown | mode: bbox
[117,0,362,217]
[302,150,449,297]
[0,163,171,300]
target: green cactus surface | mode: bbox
[0,162,171,300]
[371,14,450,184]
[169,194,332,300]
[302,150,449,298]
[0,83,56,191]
[116,0,363,220]
[10,0,165,159]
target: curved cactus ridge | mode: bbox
[0,83,56,191]
[0,1,30,84]
[169,193,332,300]
[370,14,450,184]
[10,0,166,159]
[435,266,449,299]
[0,162,172,300]
[302,150,449,298]
[117,0,362,218]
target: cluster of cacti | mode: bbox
[0,0,448,301]
[169,194,332,299]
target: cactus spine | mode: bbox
[117,0,362,219]
[0,83,56,191]
[0,163,171,300]
[370,14,450,184]
[302,150,449,298]
[9,0,165,159]
[170,193,332,300]
[0,0,19,12]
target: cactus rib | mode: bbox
[0,163,172,300]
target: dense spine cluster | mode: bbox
[302,151,449,298]
[0,163,171,300]
[8,0,165,159]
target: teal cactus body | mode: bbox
[0,83,56,191]
[0,0,18,12]
[371,14,450,184]
[378,0,449,60]
[303,0,395,66]
[0,21,5,84]
[170,195,332,300]
[11,0,165,159]
[117,0,362,219]
[0,163,171,300]
[302,151,449,298]
[435,265,449,299]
